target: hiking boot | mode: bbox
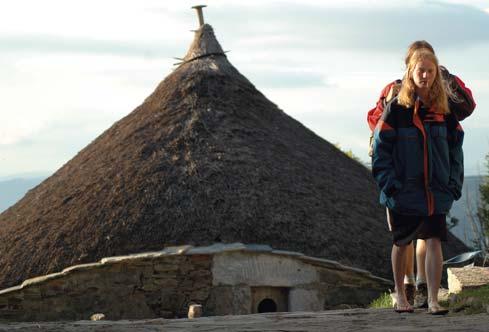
[405,284,415,306]
[414,283,428,308]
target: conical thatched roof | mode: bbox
[0,24,466,289]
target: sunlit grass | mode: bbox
[369,292,392,309]
[449,285,489,315]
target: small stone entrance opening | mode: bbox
[257,298,277,313]
[251,287,288,313]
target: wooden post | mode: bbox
[192,5,207,27]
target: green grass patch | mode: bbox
[369,292,393,309]
[449,285,489,315]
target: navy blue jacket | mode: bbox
[372,97,464,216]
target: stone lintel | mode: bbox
[212,251,319,287]
[271,250,305,257]
[187,243,247,255]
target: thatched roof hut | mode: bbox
[0,20,466,290]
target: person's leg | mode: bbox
[425,237,443,308]
[404,242,416,305]
[414,239,428,308]
[416,239,427,283]
[392,243,412,310]
[405,242,415,277]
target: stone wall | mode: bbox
[0,248,212,321]
[0,243,392,321]
[206,250,390,315]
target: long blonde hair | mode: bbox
[398,50,450,114]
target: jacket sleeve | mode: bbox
[440,66,476,121]
[447,116,464,200]
[371,103,402,198]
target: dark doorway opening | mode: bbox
[257,298,277,313]
[251,287,289,313]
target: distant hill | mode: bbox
[449,175,485,248]
[0,177,45,212]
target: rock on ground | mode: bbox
[1,308,489,332]
[448,266,489,294]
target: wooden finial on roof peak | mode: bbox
[192,5,207,27]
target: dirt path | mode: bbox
[1,308,488,332]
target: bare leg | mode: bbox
[405,242,415,278]
[416,239,427,282]
[392,244,412,310]
[403,242,416,304]
[425,237,443,307]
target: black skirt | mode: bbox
[386,209,448,246]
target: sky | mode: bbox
[1,0,489,180]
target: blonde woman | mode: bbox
[372,49,464,314]
[367,40,475,309]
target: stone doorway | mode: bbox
[251,287,288,313]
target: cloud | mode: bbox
[0,0,191,40]
[1,0,488,177]
[2,1,488,59]
[244,68,328,88]
[0,35,183,59]
[0,125,41,146]
[0,109,120,176]
[0,52,170,148]
[212,1,489,52]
